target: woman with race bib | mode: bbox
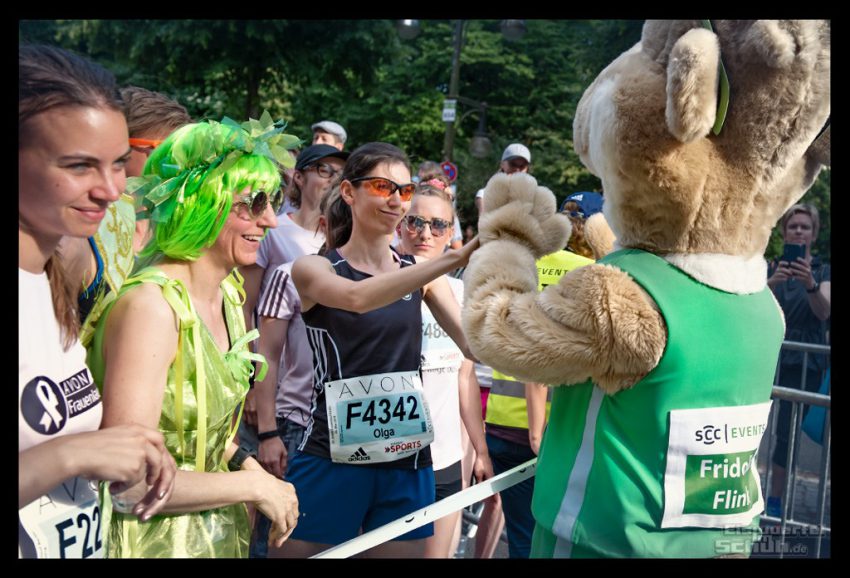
[19,44,176,558]
[274,143,478,558]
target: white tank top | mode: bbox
[19,269,104,558]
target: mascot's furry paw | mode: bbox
[479,172,571,258]
[584,212,617,260]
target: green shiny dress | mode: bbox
[87,267,262,558]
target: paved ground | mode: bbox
[753,427,831,559]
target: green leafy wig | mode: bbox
[131,113,300,267]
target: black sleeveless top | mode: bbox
[299,247,429,469]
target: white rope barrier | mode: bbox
[312,457,537,558]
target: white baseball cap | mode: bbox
[501,143,531,163]
[311,120,347,145]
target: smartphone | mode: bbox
[781,243,805,264]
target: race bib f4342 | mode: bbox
[325,370,434,465]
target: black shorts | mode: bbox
[434,460,462,502]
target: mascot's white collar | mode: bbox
[663,253,767,295]
[611,243,768,294]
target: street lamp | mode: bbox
[395,20,421,40]
[500,19,527,41]
[398,20,526,162]
[470,107,493,158]
[441,20,525,162]
[453,96,491,159]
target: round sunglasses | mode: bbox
[349,176,417,202]
[403,215,452,237]
[233,190,283,220]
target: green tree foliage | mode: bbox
[372,19,644,226]
[20,19,828,259]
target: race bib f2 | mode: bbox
[325,370,434,464]
[19,478,103,558]
[662,402,772,529]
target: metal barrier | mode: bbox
[311,340,830,559]
[759,341,830,558]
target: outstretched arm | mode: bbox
[293,239,478,314]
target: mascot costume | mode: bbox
[462,20,830,558]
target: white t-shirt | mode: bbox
[19,269,104,558]
[256,212,325,298]
[420,276,465,471]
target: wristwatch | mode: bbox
[227,445,257,472]
[257,429,281,441]
[806,281,821,294]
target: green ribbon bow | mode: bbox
[132,111,302,222]
[224,329,268,385]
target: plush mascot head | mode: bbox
[574,20,830,264]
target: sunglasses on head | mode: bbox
[129,137,163,155]
[403,215,452,237]
[233,190,283,220]
[349,176,417,202]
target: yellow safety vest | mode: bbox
[485,250,594,429]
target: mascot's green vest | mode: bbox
[531,249,783,558]
[486,250,593,429]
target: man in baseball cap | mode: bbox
[295,143,349,173]
[559,191,608,259]
[311,120,347,150]
[560,191,604,219]
[501,143,531,172]
[476,143,532,215]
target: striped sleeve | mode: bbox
[257,265,294,320]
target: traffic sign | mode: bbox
[442,99,457,122]
[440,161,458,183]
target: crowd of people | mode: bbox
[19,42,830,559]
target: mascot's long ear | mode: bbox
[665,27,720,143]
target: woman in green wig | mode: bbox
[86,116,301,558]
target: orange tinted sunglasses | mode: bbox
[349,176,417,201]
[129,138,163,152]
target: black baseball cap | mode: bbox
[295,144,350,171]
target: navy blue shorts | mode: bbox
[286,450,435,545]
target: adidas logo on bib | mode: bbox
[348,447,371,462]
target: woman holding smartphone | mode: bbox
[765,203,830,517]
